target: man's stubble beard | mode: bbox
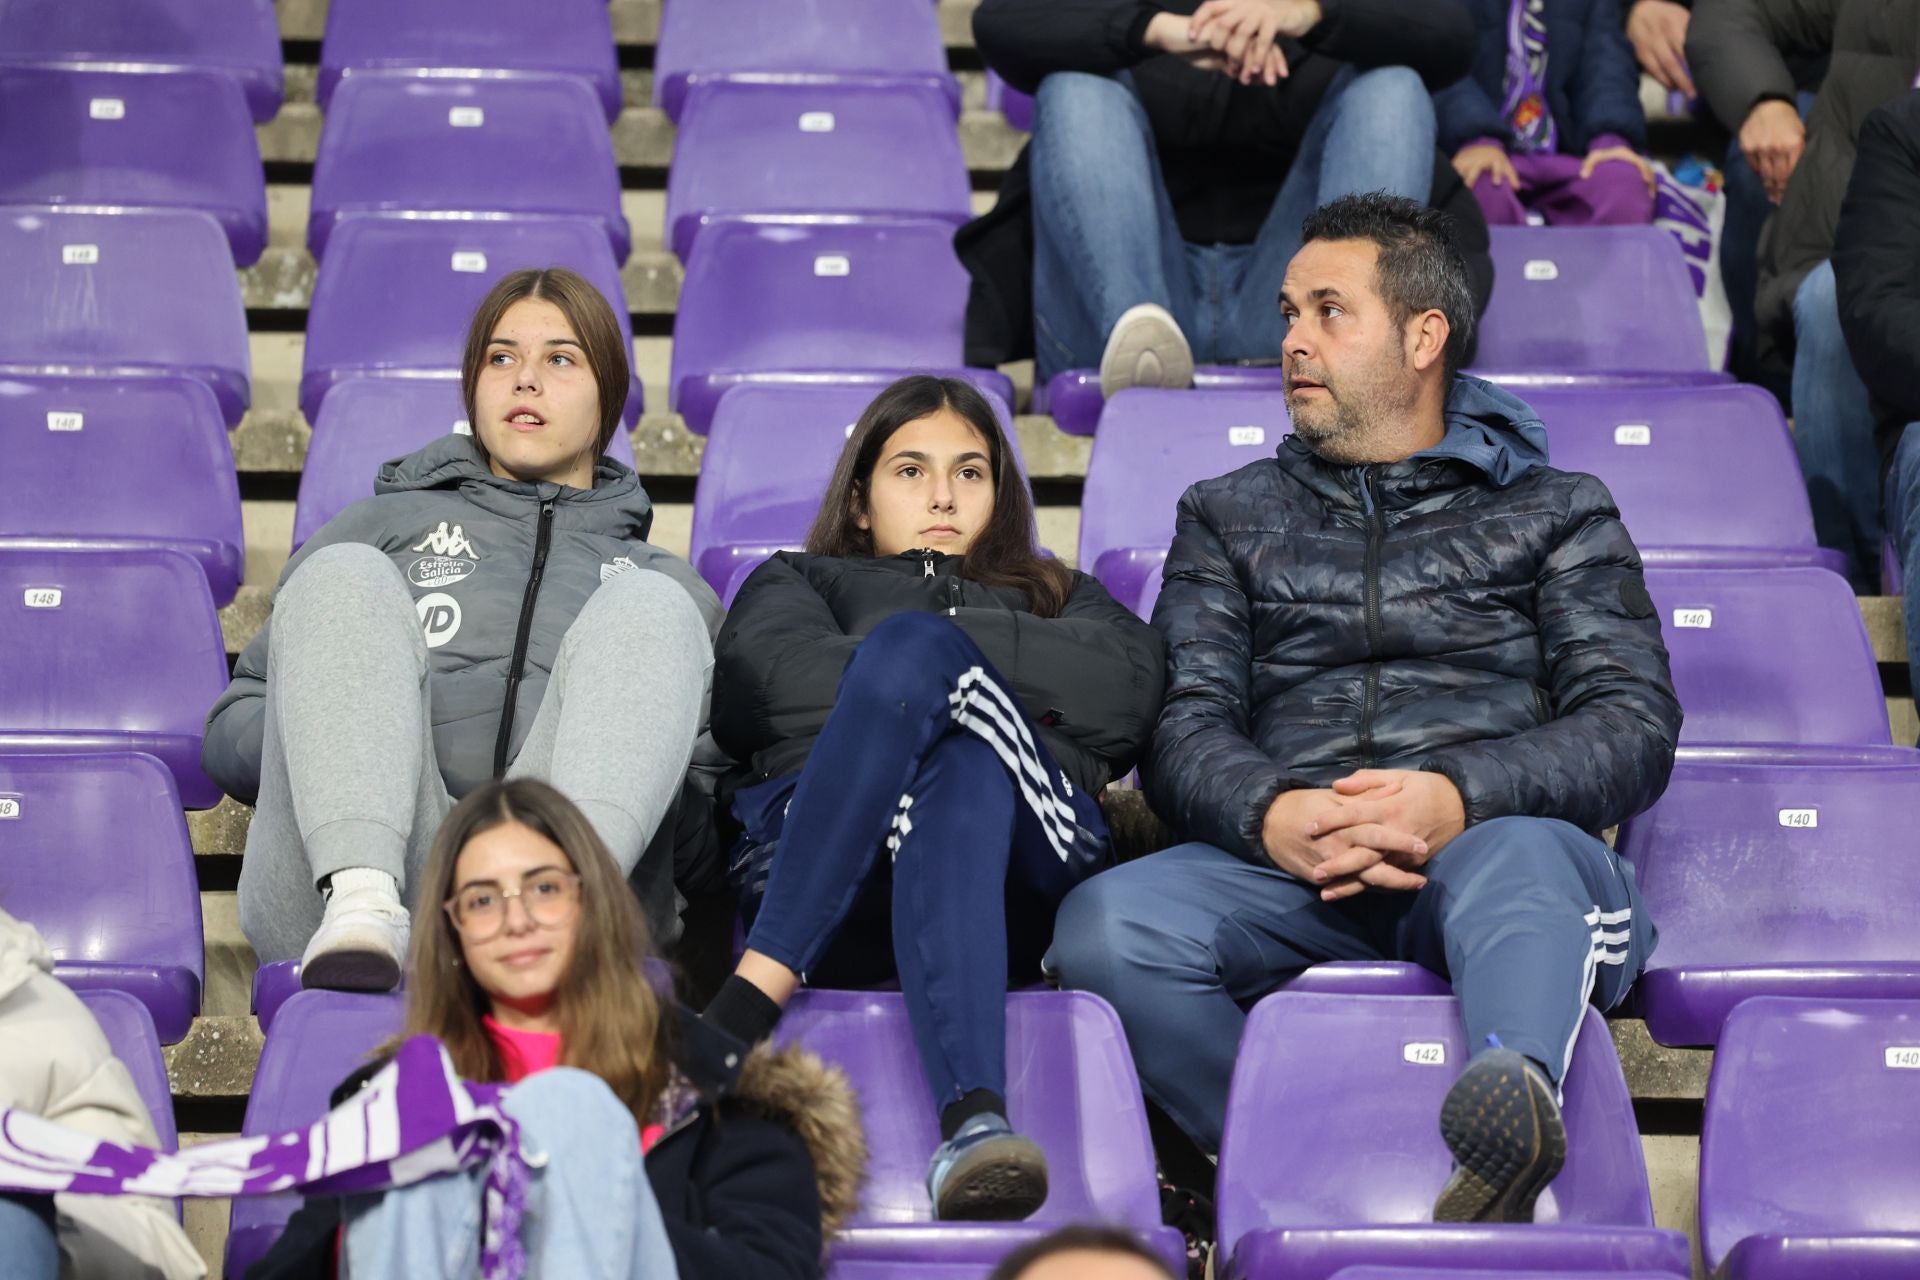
[1288,348,1419,465]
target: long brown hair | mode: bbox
[805,375,1073,617]
[402,778,670,1127]
[459,267,630,460]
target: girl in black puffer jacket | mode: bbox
[702,375,1164,1223]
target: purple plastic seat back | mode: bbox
[1327,1271,1681,1279]
[0,0,283,122]
[1616,756,1920,1046]
[1643,567,1890,750]
[671,217,1009,434]
[0,375,244,606]
[225,990,407,1279]
[1700,997,1920,1272]
[2,752,204,1043]
[72,988,178,1150]
[0,68,266,264]
[295,378,637,550]
[653,0,957,122]
[0,547,229,808]
[0,207,249,426]
[1041,365,1289,437]
[300,216,640,427]
[318,0,620,121]
[666,79,971,262]
[1078,389,1292,613]
[308,72,627,263]
[985,70,1034,132]
[1471,227,1712,377]
[1528,383,1837,571]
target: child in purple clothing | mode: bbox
[1436,0,1656,226]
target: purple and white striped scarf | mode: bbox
[0,1035,536,1280]
[1502,0,1559,154]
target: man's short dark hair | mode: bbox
[1299,192,1477,378]
[987,1225,1180,1280]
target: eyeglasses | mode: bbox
[443,869,582,941]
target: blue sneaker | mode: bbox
[925,1113,1048,1221]
[1433,1048,1566,1223]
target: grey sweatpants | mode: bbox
[237,543,712,964]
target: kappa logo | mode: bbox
[600,555,637,583]
[416,593,463,649]
[410,522,479,559]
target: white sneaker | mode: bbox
[300,881,411,992]
[1098,302,1195,398]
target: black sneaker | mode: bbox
[1433,1048,1567,1223]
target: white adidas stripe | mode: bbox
[1561,901,1633,1085]
[939,666,1083,863]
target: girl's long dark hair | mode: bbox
[804,376,1073,617]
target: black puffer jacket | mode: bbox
[714,552,1166,795]
[1148,378,1681,863]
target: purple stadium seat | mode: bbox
[689,384,1025,595]
[250,961,304,1034]
[3,752,204,1043]
[0,207,249,427]
[1216,992,1689,1280]
[665,79,971,263]
[985,70,1034,132]
[224,990,407,1279]
[1644,567,1891,752]
[653,0,958,123]
[0,374,244,606]
[1699,997,1920,1278]
[671,217,1013,434]
[1281,961,1450,997]
[0,547,229,808]
[1527,383,1842,573]
[295,378,637,551]
[0,0,283,122]
[307,72,628,263]
[1039,365,1287,438]
[0,68,266,265]
[300,216,641,427]
[1615,755,1920,1047]
[318,0,620,121]
[71,988,178,1151]
[775,990,1186,1273]
[1328,1271,1681,1280]
[1077,389,1292,612]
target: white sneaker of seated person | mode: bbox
[1098,302,1196,398]
[300,867,411,991]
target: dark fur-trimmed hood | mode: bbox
[732,1041,866,1236]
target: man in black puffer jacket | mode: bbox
[1050,194,1681,1225]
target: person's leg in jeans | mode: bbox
[1791,260,1882,590]
[1884,423,1920,729]
[0,1195,57,1280]
[1030,71,1197,387]
[343,1068,675,1279]
[1220,66,1438,361]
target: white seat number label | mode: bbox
[1614,424,1652,446]
[1778,808,1818,828]
[798,111,835,132]
[1229,426,1267,446]
[89,97,125,120]
[1886,1046,1920,1069]
[47,411,83,432]
[62,244,99,265]
[844,422,857,438]
[449,106,484,127]
[1673,608,1713,629]
[1524,259,1560,282]
[814,255,850,277]
[450,251,487,273]
[1403,1042,1447,1066]
[0,798,18,819]
[452,418,472,436]
[24,588,62,608]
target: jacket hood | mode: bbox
[373,433,656,540]
[0,907,55,1002]
[1417,376,1549,487]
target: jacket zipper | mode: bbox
[1359,467,1384,769]
[492,497,556,776]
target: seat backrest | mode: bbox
[1217,993,1652,1255]
[1699,996,1920,1268]
[1473,227,1709,374]
[774,990,1162,1227]
[1644,567,1890,748]
[666,78,970,261]
[72,987,177,1150]
[0,374,244,604]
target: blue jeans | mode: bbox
[0,1195,57,1280]
[1884,423,1920,715]
[742,612,1111,1108]
[1792,260,1882,591]
[1029,65,1437,380]
[343,1069,676,1278]
[1046,817,1654,1151]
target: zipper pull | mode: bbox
[923,555,935,577]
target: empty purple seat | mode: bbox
[671,218,1013,434]
[775,990,1185,1271]
[1528,383,1841,573]
[1216,992,1689,1280]
[653,0,957,123]
[0,0,283,122]
[224,989,406,1279]
[666,79,971,262]
[985,70,1034,132]
[0,207,249,426]
[5,752,203,1043]
[1615,755,1920,1046]
[1040,365,1287,437]
[295,378,637,551]
[72,988,178,1150]
[250,961,304,1034]
[1644,567,1890,752]
[318,0,620,121]
[1078,389,1292,612]
[0,374,244,605]
[0,548,229,808]
[300,216,640,427]
[308,73,627,263]
[1699,997,1920,1278]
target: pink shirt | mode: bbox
[481,1016,666,1150]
